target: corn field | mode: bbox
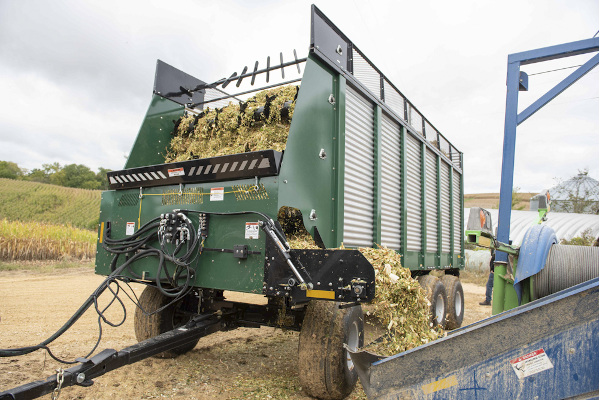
[0,219,96,261]
[0,178,101,230]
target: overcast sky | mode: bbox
[0,0,597,193]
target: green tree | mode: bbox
[52,164,99,189]
[95,167,112,190]
[0,161,25,179]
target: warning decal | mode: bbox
[126,222,135,236]
[168,167,185,177]
[245,222,260,239]
[510,348,553,379]
[210,187,224,201]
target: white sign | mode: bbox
[245,222,260,239]
[168,167,185,177]
[510,348,554,379]
[210,187,224,201]
[126,222,135,236]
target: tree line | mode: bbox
[0,161,111,190]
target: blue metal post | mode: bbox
[495,37,598,313]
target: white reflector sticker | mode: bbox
[126,222,135,236]
[168,167,185,177]
[245,222,260,239]
[210,187,224,201]
[510,348,553,379]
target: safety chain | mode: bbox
[51,368,64,400]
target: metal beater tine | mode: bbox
[251,61,259,86]
[222,72,238,89]
[236,66,248,87]
[266,56,270,83]
[294,49,301,74]
[280,52,285,79]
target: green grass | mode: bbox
[0,178,101,230]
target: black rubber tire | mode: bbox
[134,286,199,358]
[417,275,447,328]
[441,275,464,330]
[298,300,364,400]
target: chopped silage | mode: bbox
[165,85,298,162]
[287,229,444,356]
[358,246,444,356]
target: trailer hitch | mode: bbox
[0,313,228,400]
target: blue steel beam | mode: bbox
[509,37,599,65]
[518,54,599,125]
[496,62,521,258]
[496,38,598,265]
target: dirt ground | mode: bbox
[0,267,489,399]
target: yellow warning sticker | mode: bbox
[421,375,458,395]
[306,289,335,300]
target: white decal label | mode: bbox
[245,222,260,239]
[210,187,224,201]
[126,222,135,236]
[168,167,185,177]
[510,348,553,379]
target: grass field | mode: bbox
[463,192,536,210]
[0,219,97,261]
[0,178,101,230]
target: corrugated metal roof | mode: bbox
[549,174,599,202]
[464,208,599,245]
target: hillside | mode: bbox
[0,178,101,230]
[464,192,535,211]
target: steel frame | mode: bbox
[496,37,599,265]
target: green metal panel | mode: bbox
[278,55,339,249]
[420,141,426,267]
[404,251,420,269]
[334,77,346,247]
[449,165,455,257]
[400,127,408,263]
[96,177,280,293]
[460,165,465,268]
[125,95,185,169]
[436,155,442,268]
[373,105,382,245]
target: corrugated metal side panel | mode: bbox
[343,86,374,248]
[453,169,462,253]
[406,134,422,252]
[441,161,451,253]
[380,114,401,250]
[425,149,438,253]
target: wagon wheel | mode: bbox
[298,300,364,400]
[134,285,199,358]
[441,274,464,330]
[417,274,447,328]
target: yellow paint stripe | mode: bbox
[306,289,335,300]
[421,375,458,395]
[99,222,104,244]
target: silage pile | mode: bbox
[165,85,298,163]
[288,229,443,356]
[359,246,443,356]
